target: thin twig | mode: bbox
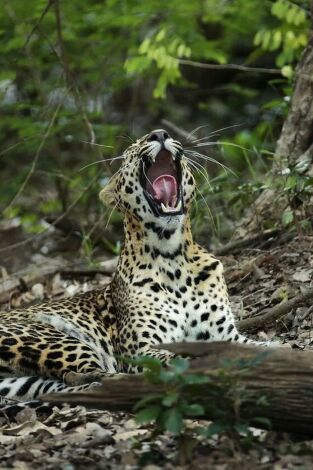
[0,134,42,158]
[4,96,65,212]
[178,59,281,74]
[0,171,101,253]
[161,119,196,142]
[53,0,96,145]
[12,0,54,61]
[51,0,112,174]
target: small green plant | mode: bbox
[133,356,208,435]
[271,164,313,233]
[80,233,101,267]
[126,351,271,461]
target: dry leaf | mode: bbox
[292,269,313,283]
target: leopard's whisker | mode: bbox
[187,162,216,230]
[100,160,137,192]
[117,135,135,144]
[187,124,212,141]
[190,124,243,143]
[192,141,252,153]
[185,157,212,190]
[104,199,121,230]
[185,150,235,175]
[80,140,114,148]
[79,156,125,172]
[141,158,154,188]
[112,160,137,176]
[195,185,216,231]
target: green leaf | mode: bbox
[169,357,189,374]
[253,30,262,46]
[261,30,272,50]
[134,394,163,411]
[162,391,179,407]
[119,355,163,373]
[162,408,183,434]
[201,421,227,437]
[281,65,293,79]
[184,374,210,385]
[183,403,205,417]
[282,210,294,227]
[271,30,282,50]
[158,369,178,384]
[234,422,250,435]
[139,37,151,54]
[155,28,166,42]
[125,56,151,74]
[136,405,162,424]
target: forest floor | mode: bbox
[1,224,313,469]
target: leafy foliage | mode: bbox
[130,351,271,448]
[133,356,207,435]
[0,0,311,247]
[254,0,309,77]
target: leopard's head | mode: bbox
[100,129,196,225]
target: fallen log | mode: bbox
[44,342,313,436]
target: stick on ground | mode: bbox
[238,288,313,331]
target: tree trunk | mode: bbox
[45,342,313,436]
[235,2,313,237]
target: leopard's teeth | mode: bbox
[160,200,182,213]
[160,202,173,213]
[176,200,182,211]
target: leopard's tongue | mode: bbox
[153,175,177,207]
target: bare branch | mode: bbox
[0,170,100,254]
[12,0,54,60]
[161,119,196,142]
[178,59,281,75]
[53,0,96,145]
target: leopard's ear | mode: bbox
[99,175,118,207]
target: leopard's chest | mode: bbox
[151,284,220,342]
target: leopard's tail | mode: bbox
[0,376,100,420]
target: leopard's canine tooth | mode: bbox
[160,200,182,213]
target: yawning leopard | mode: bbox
[0,129,274,402]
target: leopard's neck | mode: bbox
[116,212,196,277]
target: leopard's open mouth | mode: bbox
[140,150,184,217]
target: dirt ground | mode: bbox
[1,228,313,469]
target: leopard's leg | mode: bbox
[198,297,277,347]
[116,307,178,372]
[0,320,117,385]
[119,344,177,373]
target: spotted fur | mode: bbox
[0,130,273,401]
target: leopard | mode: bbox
[0,129,276,403]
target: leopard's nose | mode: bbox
[147,129,170,144]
